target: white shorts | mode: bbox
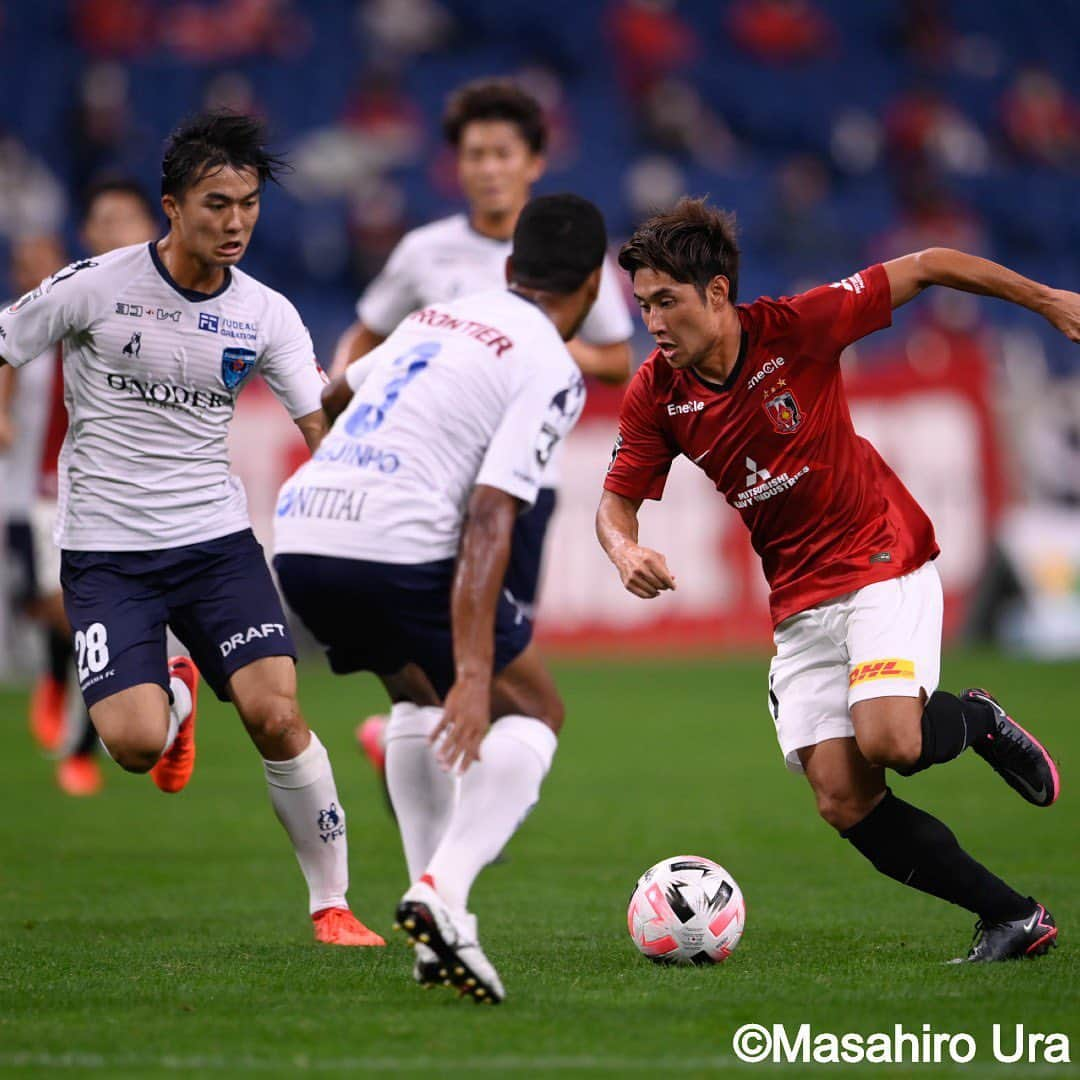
[767,561,943,773]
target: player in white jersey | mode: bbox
[0,112,381,947]
[332,78,634,774]
[274,194,607,1002]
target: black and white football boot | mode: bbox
[962,688,1061,807]
[951,902,1058,963]
[395,880,505,1003]
[412,942,445,988]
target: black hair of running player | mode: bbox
[619,196,741,303]
[160,110,290,198]
[80,178,157,224]
[442,79,547,156]
[510,193,607,295]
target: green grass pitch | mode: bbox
[1,651,1077,1078]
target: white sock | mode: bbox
[385,703,458,882]
[161,676,191,755]
[262,731,349,915]
[425,715,557,914]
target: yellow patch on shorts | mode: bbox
[849,658,916,687]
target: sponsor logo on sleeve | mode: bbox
[49,259,97,286]
[830,272,866,294]
[8,287,43,313]
[849,659,916,687]
[607,432,623,473]
[221,346,257,390]
[536,375,586,466]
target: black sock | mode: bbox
[74,711,99,757]
[896,690,993,776]
[46,629,71,685]
[842,789,1032,922]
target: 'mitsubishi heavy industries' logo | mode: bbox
[762,378,803,434]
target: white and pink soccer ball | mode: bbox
[627,855,746,965]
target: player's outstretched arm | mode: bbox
[596,489,677,599]
[329,320,386,379]
[884,248,1080,342]
[433,483,519,772]
[567,339,633,385]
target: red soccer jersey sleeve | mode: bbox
[604,359,676,501]
[749,264,892,358]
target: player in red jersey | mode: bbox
[597,197,1078,963]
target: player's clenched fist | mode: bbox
[614,543,677,599]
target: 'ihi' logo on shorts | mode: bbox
[849,659,915,687]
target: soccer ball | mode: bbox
[627,855,745,965]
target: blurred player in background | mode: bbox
[0,111,380,947]
[0,182,157,797]
[598,197,1077,963]
[0,236,72,761]
[332,79,633,775]
[275,194,606,1002]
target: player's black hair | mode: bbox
[442,79,547,155]
[80,178,156,223]
[160,110,289,198]
[510,193,607,294]
[618,197,741,303]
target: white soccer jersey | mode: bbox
[356,213,631,487]
[0,243,326,551]
[359,213,632,347]
[274,289,586,564]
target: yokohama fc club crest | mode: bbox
[764,388,803,433]
[221,346,256,390]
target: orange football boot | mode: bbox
[29,674,66,752]
[312,907,386,946]
[56,754,104,796]
[355,715,387,773]
[149,656,199,794]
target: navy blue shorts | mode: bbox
[274,553,532,699]
[5,520,38,608]
[60,529,296,708]
[503,487,557,619]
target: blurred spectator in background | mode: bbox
[760,153,856,273]
[1000,69,1079,168]
[885,86,989,177]
[607,0,698,102]
[727,0,833,65]
[0,136,66,244]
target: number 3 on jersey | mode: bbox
[75,622,110,683]
[345,342,441,437]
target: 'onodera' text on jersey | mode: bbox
[604,264,939,626]
[0,243,327,551]
[274,289,586,564]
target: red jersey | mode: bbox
[604,264,939,626]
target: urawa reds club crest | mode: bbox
[763,379,803,434]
